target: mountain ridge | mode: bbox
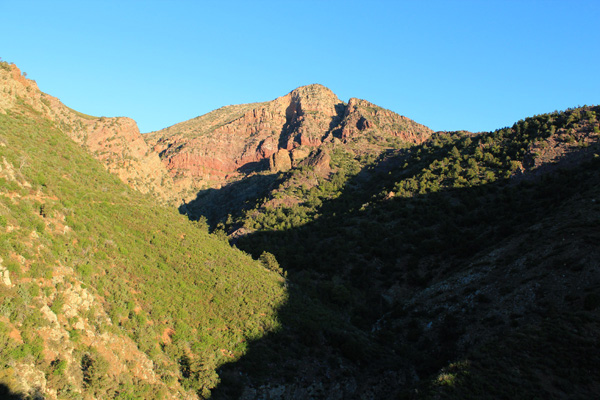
[144,83,433,198]
[0,61,286,399]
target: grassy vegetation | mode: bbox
[0,102,286,398]
[64,105,98,120]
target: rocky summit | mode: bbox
[144,84,432,197]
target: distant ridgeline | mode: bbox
[1,58,600,399]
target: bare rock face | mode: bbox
[299,149,331,176]
[145,84,344,191]
[147,84,432,192]
[269,149,292,172]
[0,63,176,203]
[0,256,12,287]
[290,147,311,164]
[76,116,176,201]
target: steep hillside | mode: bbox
[145,84,432,198]
[0,69,286,399]
[0,62,177,203]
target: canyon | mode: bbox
[1,60,599,399]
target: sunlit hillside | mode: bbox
[0,61,286,399]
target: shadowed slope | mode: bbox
[208,106,600,398]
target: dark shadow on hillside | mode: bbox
[236,159,270,175]
[0,384,29,399]
[206,146,600,398]
[179,172,284,227]
[278,101,347,149]
[324,102,348,140]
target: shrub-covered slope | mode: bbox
[3,57,599,399]
[0,92,286,398]
[210,106,600,398]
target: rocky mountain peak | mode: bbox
[288,84,341,117]
[146,84,432,195]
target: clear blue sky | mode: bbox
[2,0,599,133]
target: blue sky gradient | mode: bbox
[2,0,599,133]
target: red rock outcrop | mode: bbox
[146,84,433,191]
[145,84,343,187]
[299,149,332,176]
[269,149,292,172]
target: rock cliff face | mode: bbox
[0,63,176,203]
[268,149,292,172]
[145,84,432,193]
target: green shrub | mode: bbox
[50,294,64,315]
[81,352,109,389]
[259,251,283,275]
[50,359,68,376]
